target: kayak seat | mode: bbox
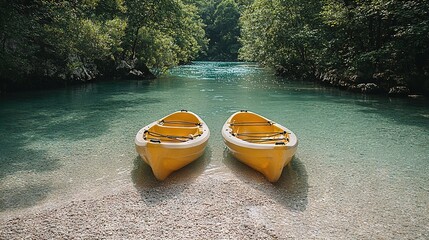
[145,124,202,142]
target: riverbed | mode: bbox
[1,62,428,238]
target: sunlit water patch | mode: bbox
[0,62,428,219]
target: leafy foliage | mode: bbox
[240,0,429,94]
[195,0,250,61]
[2,0,428,94]
[240,0,324,78]
[0,0,207,91]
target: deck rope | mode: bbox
[159,120,201,126]
[145,131,198,142]
[236,131,286,138]
[229,121,272,126]
[243,138,289,143]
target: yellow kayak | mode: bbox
[222,110,298,182]
[135,110,210,180]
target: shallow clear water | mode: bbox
[1,61,428,215]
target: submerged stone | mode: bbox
[388,86,410,97]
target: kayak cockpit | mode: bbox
[228,112,290,145]
[144,124,203,143]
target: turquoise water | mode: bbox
[1,62,428,214]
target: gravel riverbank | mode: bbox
[1,157,428,239]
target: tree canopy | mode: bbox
[1,0,428,95]
[0,0,207,91]
[191,0,251,61]
[240,0,429,94]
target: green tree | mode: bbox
[193,0,250,60]
[240,0,323,78]
[123,0,207,74]
[240,0,429,94]
[0,1,40,90]
[209,0,241,60]
[320,0,429,92]
[0,0,127,89]
[0,0,207,92]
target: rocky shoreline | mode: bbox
[1,165,428,239]
[317,70,420,97]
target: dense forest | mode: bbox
[240,0,429,96]
[192,0,251,61]
[1,0,207,91]
[1,0,428,95]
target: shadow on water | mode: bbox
[0,183,52,212]
[0,80,158,211]
[43,97,161,141]
[0,81,161,178]
[0,80,159,142]
[131,147,212,205]
[268,76,429,131]
[0,116,62,211]
[0,150,61,180]
[354,97,429,131]
[275,79,429,132]
[0,128,61,211]
[223,149,308,212]
[0,109,63,179]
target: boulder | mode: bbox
[357,83,380,93]
[70,64,98,82]
[388,86,410,97]
[321,70,341,86]
[347,84,360,92]
[115,60,155,80]
[408,94,425,99]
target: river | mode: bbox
[1,61,428,222]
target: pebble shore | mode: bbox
[1,159,428,239]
